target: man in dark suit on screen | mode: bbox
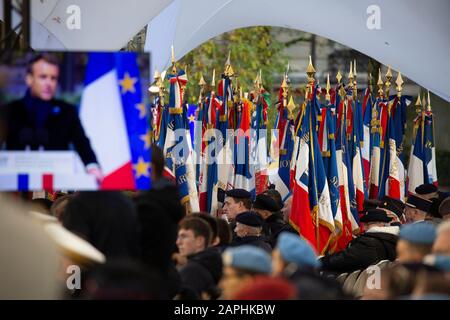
[0,53,102,181]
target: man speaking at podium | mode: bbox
[0,53,103,183]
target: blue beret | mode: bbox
[236,211,264,227]
[276,232,320,268]
[222,245,272,274]
[225,189,251,199]
[399,222,436,245]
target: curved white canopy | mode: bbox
[145,0,450,102]
[5,0,450,101]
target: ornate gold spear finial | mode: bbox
[211,69,216,91]
[368,72,373,93]
[395,72,403,98]
[306,55,316,94]
[415,92,422,116]
[348,61,354,91]
[281,77,289,107]
[377,68,384,98]
[171,45,177,74]
[224,50,234,77]
[427,90,432,112]
[259,69,263,90]
[326,74,331,101]
[336,70,342,85]
[198,73,206,104]
[385,66,392,98]
[422,94,427,111]
[287,95,296,120]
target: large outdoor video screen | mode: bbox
[0,51,151,191]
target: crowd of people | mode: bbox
[1,144,450,300]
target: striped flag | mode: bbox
[80,52,151,190]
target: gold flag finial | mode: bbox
[326,74,331,101]
[198,73,206,86]
[415,92,422,116]
[353,59,357,78]
[281,78,288,100]
[306,55,316,93]
[395,72,403,98]
[336,70,342,84]
[377,68,384,98]
[171,45,175,64]
[211,69,216,87]
[287,95,296,120]
[348,61,354,81]
[154,69,161,81]
[171,45,177,73]
[427,90,432,112]
[198,73,206,104]
[306,56,316,80]
[224,50,234,77]
[385,66,392,97]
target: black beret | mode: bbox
[360,209,392,223]
[253,194,281,212]
[225,189,251,200]
[361,198,382,214]
[415,184,438,196]
[217,188,226,203]
[378,196,406,218]
[235,211,264,227]
[405,193,433,213]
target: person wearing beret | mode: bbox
[404,193,433,224]
[272,232,320,276]
[222,189,252,241]
[432,220,450,256]
[377,196,406,225]
[219,245,272,299]
[415,184,446,222]
[229,211,272,253]
[253,193,297,248]
[439,197,450,221]
[396,221,436,263]
[320,209,399,273]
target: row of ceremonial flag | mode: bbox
[148,55,438,254]
[78,52,437,255]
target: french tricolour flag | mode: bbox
[80,53,151,190]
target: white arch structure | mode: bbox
[7,0,450,101]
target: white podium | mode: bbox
[0,151,98,190]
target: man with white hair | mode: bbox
[433,220,450,255]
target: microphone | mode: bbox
[36,128,49,150]
[19,128,34,150]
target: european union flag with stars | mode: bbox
[115,53,152,189]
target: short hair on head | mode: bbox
[216,218,232,245]
[189,212,218,241]
[27,53,60,74]
[240,198,252,210]
[179,217,212,247]
[151,144,165,178]
[239,224,262,236]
